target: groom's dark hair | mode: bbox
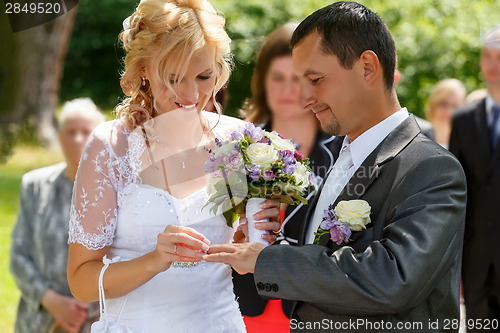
[291,1,396,90]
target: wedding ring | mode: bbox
[174,245,178,255]
[272,229,281,236]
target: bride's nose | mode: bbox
[178,81,199,105]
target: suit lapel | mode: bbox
[316,116,422,248]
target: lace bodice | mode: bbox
[68,111,244,250]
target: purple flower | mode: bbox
[231,130,244,141]
[262,169,275,181]
[294,150,304,161]
[243,122,265,142]
[225,151,243,169]
[283,161,297,175]
[319,205,351,245]
[279,150,295,164]
[204,160,216,173]
[329,223,351,245]
[246,164,261,181]
[214,137,223,147]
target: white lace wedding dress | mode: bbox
[68,111,247,333]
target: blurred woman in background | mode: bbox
[10,98,104,333]
[235,23,338,332]
[425,78,466,149]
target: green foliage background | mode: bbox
[60,0,500,119]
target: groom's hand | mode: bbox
[203,242,265,274]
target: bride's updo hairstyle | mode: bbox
[117,0,232,129]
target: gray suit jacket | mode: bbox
[254,116,467,332]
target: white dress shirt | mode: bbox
[486,94,500,126]
[305,108,409,244]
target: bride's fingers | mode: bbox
[164,225,210,245]
[253,221,281,232]
[261,233,278,244]
[173,245,206,260]
[158,232,209,253]
[252,207,280,222]
[156,242,204,260]
[259,199,280,209]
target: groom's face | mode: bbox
[293,31,365,137]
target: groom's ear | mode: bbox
[359,50,380,86]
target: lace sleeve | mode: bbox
[68,132,118,250]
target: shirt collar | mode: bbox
[485,94,500,124]
[486,94,495,115]
[341,108,409,170]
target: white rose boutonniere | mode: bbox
[314,199,372,245]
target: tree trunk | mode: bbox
[0,5,78,160]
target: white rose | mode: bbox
[293,163,311,191]
[246,143,279,168]
[266,132,296,152]
[334,200,371,231]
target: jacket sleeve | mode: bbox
[10,176,50,311]
[254,152,466,316]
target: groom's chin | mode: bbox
[321,120,342,137]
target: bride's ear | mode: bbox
[140,66,147,80]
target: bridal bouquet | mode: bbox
[204,122,311,242]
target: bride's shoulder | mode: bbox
[84,119,131,156]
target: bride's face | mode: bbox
[143,46,217,115]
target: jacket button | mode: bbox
[272,283,279,292]
[264,283,272,291]
[257,282,264,291]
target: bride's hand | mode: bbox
[152,225,210,272]
[233,199,281,244]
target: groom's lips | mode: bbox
[313,107,329,116]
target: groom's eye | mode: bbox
[310,77,321,84]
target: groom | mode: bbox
[205,2,466,331]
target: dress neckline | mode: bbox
[137,183,206,201]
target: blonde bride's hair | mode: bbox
[117,0,232,129]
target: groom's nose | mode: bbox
[301,83,317,111]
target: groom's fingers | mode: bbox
[202,252,234,265]
[206,244,238,254]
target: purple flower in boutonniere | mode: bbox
[314,200,372,245]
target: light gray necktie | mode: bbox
[306,146,354,244]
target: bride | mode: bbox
[66,0,281,332]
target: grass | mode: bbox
[0,146,63,333]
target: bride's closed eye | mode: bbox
[198,71,213,80]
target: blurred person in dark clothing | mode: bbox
[450,24,500,329]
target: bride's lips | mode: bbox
[175,102,198,109]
